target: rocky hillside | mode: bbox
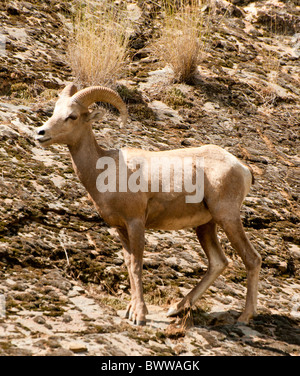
[0,0,299,356]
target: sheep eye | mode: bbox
[65,114,78,121]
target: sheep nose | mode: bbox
[37,129,45,136]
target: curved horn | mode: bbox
[71,86,128,126]
[60,83,78,97]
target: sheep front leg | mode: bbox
[127,219,148,325]
[117,228,135,321]
[118,220,148,325]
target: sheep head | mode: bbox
[36,84,128,147]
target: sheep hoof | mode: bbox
[166,306,180,317]
[136,320,146,326]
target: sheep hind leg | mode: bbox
[167,220,228,317]
[220,217,261,323]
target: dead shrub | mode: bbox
[68,1,131,86]
[151,1,210,84]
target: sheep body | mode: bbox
[36,84,261,325]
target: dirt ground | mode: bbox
[0,0,299,356]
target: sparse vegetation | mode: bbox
[151,1,210,84]
[164,87,193,109]
[1,0,300,356]
[68,0,131,86]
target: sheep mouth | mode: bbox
[37,137,52,143]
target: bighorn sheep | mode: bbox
[36,84,262,325]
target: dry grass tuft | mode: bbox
[165,307,193,339]
[68,1,131,87]
[151,1,210,84]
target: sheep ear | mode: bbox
[59,84,78,97]
[85,109,105,123]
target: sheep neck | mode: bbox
[68,127,105,197]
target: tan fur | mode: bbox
[36,85,261,325]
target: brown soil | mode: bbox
[0,0,299,356]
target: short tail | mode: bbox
[242,162,255,185]
[248,165,255,185]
